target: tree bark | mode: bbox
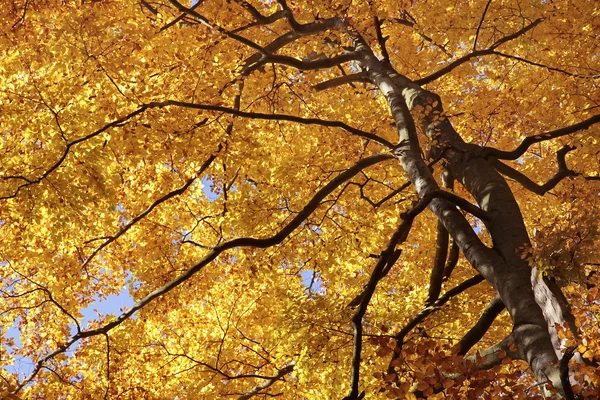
[355,48,568,395]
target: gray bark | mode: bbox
[355,46,568,395]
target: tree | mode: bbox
[0,0,599,398]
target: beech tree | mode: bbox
[1,0,599,398]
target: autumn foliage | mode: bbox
[0,0,599,399]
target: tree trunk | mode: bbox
[357,48,567,395]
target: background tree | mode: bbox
[0,0,599,399]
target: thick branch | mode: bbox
[490,145,576,195]
[426,220,448,305]
[458,295,505,355]
[442,238,460,281]
[230,0,287,33]
[263,51,360,71]
[243,17,342,74]
[560,346,577,400]
[313,72,371,92]
[145,100,394,148]
[387,275,485,376]
[345,187,485,399]
[426,166,453,305]
[398,275,484,344]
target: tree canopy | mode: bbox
[0,0,599,398]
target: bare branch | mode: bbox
[387,275,485,374]
[491,50,599,79]
[560,346,577,400]
[263,51,361,71]
[345,189,443,400]
[243,17,342,74]
[167,0,268,55]
[489,18,543,50]
[426,220,449,306]
[159,0,204,32]
[373,155,446,208]
[434,190,489,221]
[442,238,460,281]
[374,16,390,65]
[0,105,151,200]
[426,166,453,305]
[11,0,30,28]
[389,13,452,57]
[345,188,487,399]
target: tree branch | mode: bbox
[243,17,342,74]
[237,365,294,400]
[473,0,492,51]
[82,148,220,270]
[426,166,453,305]
[415,18,542,85]
[490,145,576,195]
[413,335,517,398]
[387,275,485,374]
[345,190,440,400]
[145,100,394,148]
[167,0,269,54]
[491,50,599,79]
[374,16,391,65]
[442,239,459,278]
[389,13,452,57]
[485,114,600,159]
[345,188,483,399]
[159,0,203,32]
[458,295,505,355]
[0,105,152,201]
[560,346,577,400]
[313,72,371,92]
[262,51,361,71]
